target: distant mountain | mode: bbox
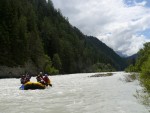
[126,53,138,60]
[115,51,128,57]
[85,36,127,70]
[0,0,127,75]
[125,53,138,66]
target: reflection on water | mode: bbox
[0,72,149,113]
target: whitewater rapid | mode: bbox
[0,72,149,113]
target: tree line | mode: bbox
[0,0,127,75]
[126,42,150,92]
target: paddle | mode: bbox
[19,84,24,90]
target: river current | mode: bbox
[0,72,149,113]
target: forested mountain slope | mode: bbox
[0,0,127,75]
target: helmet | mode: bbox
[44,74,48,76]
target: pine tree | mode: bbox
[52,53,62,71]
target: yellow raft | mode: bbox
[23,82,46,90]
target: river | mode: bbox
[0,72,149,113]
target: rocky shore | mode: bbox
[0,64,37,78]
[0,66,26,78]
[89,73,113,77]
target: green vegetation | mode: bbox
[0,0,126,76]
[126,42,150,93]
[134,89,150,107]
[123,73,138,82]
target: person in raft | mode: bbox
[20,75,26,84]
[43,74,52,87]
[36,72,45,85]
[25,74,31,83]
[20,74,31,84]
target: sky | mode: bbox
[51,0,150,56]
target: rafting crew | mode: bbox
[20,72,52,87]
[36,72,52,87]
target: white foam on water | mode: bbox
[0,72,149,113]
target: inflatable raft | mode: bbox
[20,82,46,90]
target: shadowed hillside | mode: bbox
[0,0,127,76]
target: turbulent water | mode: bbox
[0,72,149,113]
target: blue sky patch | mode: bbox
[138,28,150,38]
[124,0,150,7]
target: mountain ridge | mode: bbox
[0,0,127,76]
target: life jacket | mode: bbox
[43,76,50,86]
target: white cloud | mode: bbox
[52,0,150,56]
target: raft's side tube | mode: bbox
[23,82,46,90]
